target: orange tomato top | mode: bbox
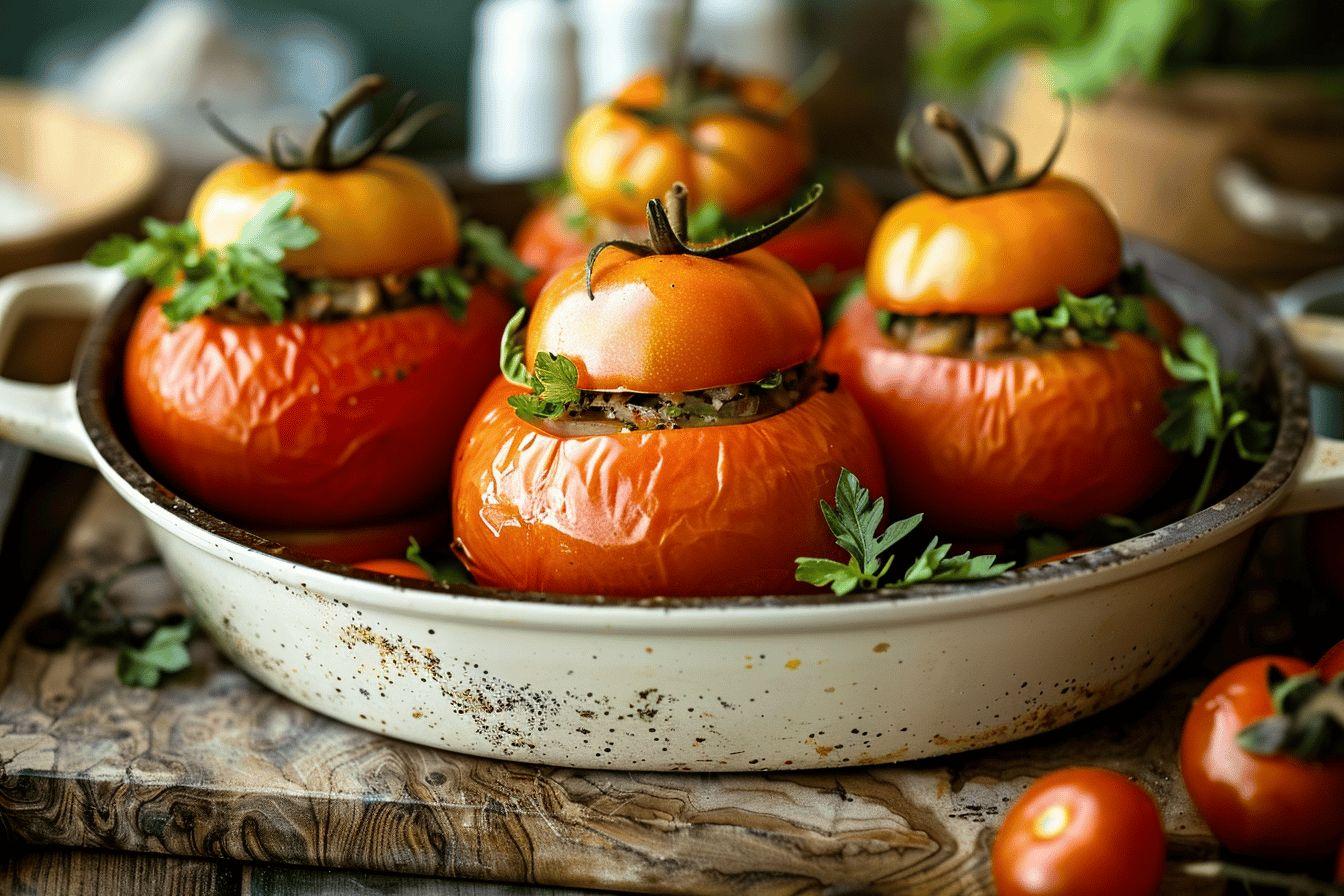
[866,176,1122,316]
[189,155,461,279]
[526,246,821,393]
[565,70,812,226]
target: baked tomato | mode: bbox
[992,768,1165,896]
[126,285,512,528]
[1180,655,1344,861]
[565,66,810,226]
[454,184,886,597]
[352,558,432,581]
[821,295,1178,538]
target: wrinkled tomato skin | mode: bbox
[513,173,880,308]
[529,247,820,394]
[1180,655,1344,861]
[124,286,513,529]
[352,558,433,581]
[992,767,1165,896]
[565,71,811,226]
[866,176,1121,316]
[452,378,886,597]
[821,296,1178,538]
[1321,640,1344,681]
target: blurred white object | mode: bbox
[33,0,362,169]
[0,172,54,242]
[571,0,802,103]
[469,0,579,182]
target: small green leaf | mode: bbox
[1058,288,1116,332]
[757,371,783,390]
[461,220,536,285]
[532,352,581,405]
[1011,307,1043,337]
[406,538,472,585]
[116,619,194,688]
[1114,296,1151,334]
[236,191,318,262]
[794,557,864,596]
[499,307,531,386]
[417,266,474,320]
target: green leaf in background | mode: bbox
[116,619,194,688]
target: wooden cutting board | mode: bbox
[9,482,1319,894]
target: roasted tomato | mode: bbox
[514,171,879,308]
[823,295,1178,537]
[1180,655,1344,861]
[821,102,1178,538]
[103,76,520,529]
[565,66,810,226]
[126,285,512,528]
[454,185,886,597]
[992,768,1165,896]
[352,558,432,581]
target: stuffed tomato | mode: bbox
[822,103,1179,539]
[96,76,524,529]
[514,50,879,306]
[455,185,885,596]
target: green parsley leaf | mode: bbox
[499,307,531,386]
[88,218,202,287]
[796,468,1010,595]
[235,191,319,263]
[1156,325,1277,513]
[757,371,783,390]
[406,538,472,585]
[532,352,581,405]
[417,266,474,320]
[461,220,537,286]
[1009,288,1151,345]
[1011,307,1043,337]
[116,619,194,688]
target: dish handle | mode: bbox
[1276,307,1344,516]
[0,263,123,467]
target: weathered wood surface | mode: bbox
[5,482,1328,894]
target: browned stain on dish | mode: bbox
[872,643,890,653]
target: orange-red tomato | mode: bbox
[190,155,460,278]
[1180,655,1344,861]
[512,198,600,304]
[821,296,1178,538]
[565,70,811,226]
[992,767,1165,896]
[866,176,1121,316]
[528,245,820,393]
[352,558,433,581]
[451,377,885,597]
[125,285,513,529]
[1321,640,1344,681]
[256,507,450,564]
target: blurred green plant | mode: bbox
[918,0,1344,98]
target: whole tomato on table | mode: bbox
[514,46,879,307]
[992,767,1166,896]
[455,185,886,597]
[1180,652,1344,862]
[92,76,525,533]
[821,102,1181,540]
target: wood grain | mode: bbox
[5,482,1320,894]
[0,848,237,896]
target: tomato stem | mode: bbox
[924,104,991,188]
[1189,431,1227,515]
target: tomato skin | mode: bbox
[992,767,1165,896]
[352,558,432,581]
[124,286,512,529]
[512,199,596,304]
[190,155,460,278]
[866,176,1121,316]
[452,378,886,597]
[1180,655,1344,861]
[1321,640,1344,681]
[528,246,820,394]
[820,297,1177,538]
[565,70,811,226]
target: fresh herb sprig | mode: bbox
[405,221,538,319]
[89,191,318,324]
[796,469,1012,596]
[406,538,472,585]
[499,308,582,421]
[1010,288,1152,344]
[1156,327,1275,514]
[23,561,195,688]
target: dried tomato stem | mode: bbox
[924,103,991,188]
[664,183,689,243]
[307,74,388,169]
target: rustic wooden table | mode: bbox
[1,478,1339,895]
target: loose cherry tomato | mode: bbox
[565,68,811,226]
[992,767,1165,896]
[821,296,1179,538]
[1180,655,1344,861]
[352,558,432,581]
[125,285,512,528]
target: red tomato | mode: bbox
[125,286,512,529]
[992,767,1165,896]
[1320,640,1344,682]
[352,558,432,581]
[1180,656,1344,861]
